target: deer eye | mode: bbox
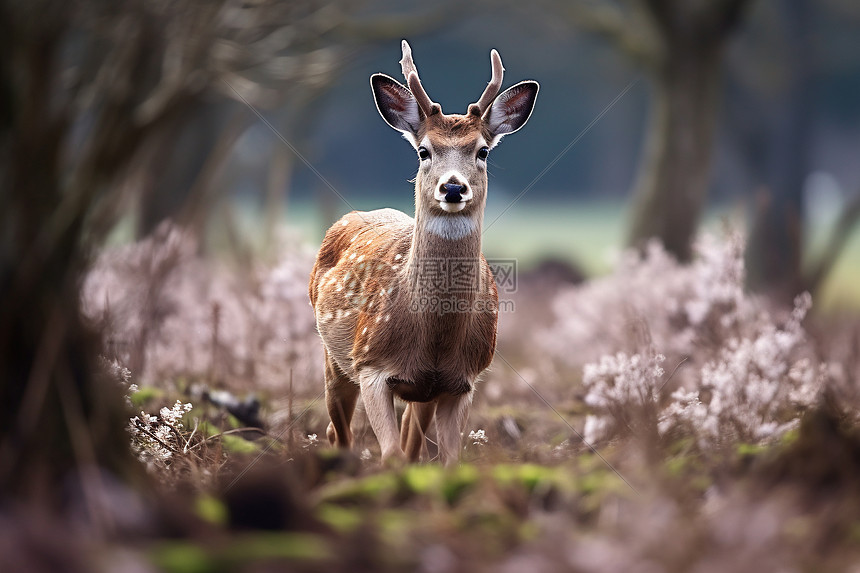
[418,147,431,161]
[477,147,489,161]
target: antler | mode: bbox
[468,49,504,117]
[399,40,440,117]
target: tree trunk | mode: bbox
[0,4,141,509]
[0,153,136,507]
[627,44,722,262]
[264,143,295,247]
[744,0,811,302]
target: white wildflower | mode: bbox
[468,429,489,446]
[303,433,319,449]
[128,398,194,465]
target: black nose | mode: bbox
[442,183,466,203]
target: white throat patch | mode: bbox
[425,214,478,241]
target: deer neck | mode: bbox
[413,210,482,253]
[405,205,484,301]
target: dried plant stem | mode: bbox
[657,356,689,394]
[184,418,199,454]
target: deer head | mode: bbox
[370,41,538,224]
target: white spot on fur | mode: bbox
[336,309,343,319]
[376,315,382,323]
[362,327,368,335]
[363,344,370,353]
[357,255,365,262]
[349,253,356,260]
[366,239,373,245]
[341,220,348,226]
[425,214,477,240]
[384,314,390,322]
[394,254,402,261]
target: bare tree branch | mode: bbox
[540,0,662,65]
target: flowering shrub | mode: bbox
[129,400,195,464]
[656,293,823,447]
[581,351,665,443]
[542,233,752,368]
[99,355,201,477]
[545,233,827,448]
[82,222,322,394]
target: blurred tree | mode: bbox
[0,0,352,514]
[545,0,750,261]
[742,0,810,301]
[730,0,860,303]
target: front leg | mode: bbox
[434,391,474,466]
[359,369,404,461]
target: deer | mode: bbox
[308,40,538,465]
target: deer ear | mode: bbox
[371,74,422,143]
[483,81,539,146]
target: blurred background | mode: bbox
[2,0,860,542]
[106,0,860,307]
[10,0,852,305]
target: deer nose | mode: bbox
[442,183,466,203]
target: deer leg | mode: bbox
[399,403,413,453]
[400,402,437,462]
[434,391,474,466]
[324,350,359,449]
[359,370,404,461]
